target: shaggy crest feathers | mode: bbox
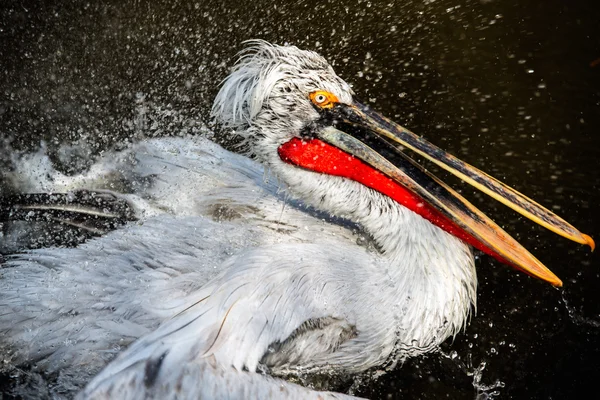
[212,40,329,128]
[211,40,353,153]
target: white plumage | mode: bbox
[1,41,479,399]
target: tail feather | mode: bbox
[1,190,136,224]
[0,190,137,253]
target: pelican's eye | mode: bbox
[309,91,339,109]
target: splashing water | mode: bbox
[439,350,505,400]
[468,361,505,400]
[560,289,600,328]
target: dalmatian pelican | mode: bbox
[0,41,593,399]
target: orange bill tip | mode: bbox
[583,234,595,251]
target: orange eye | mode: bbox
[309,91,339,109]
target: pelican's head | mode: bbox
[212,40,594,286]
[212,40,353,161]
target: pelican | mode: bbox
[0,41,593,399]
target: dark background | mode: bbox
[1,0,599,398]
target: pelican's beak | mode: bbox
[280,94,594,287]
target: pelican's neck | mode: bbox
[273,161,477,347]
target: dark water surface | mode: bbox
[1,0,599,398]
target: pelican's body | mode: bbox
[0,41,591,398]
[1,134,473,398]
